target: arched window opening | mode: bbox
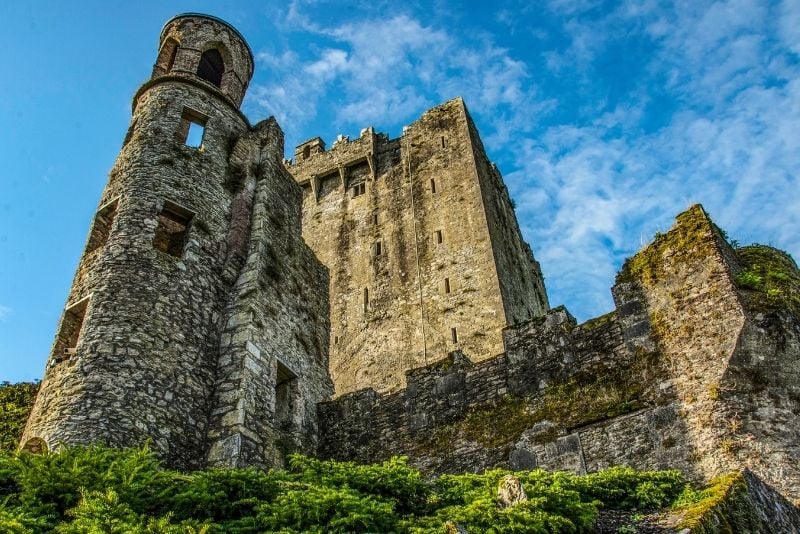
[197,49,224,87]
[22,437,47,454]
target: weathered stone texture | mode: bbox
[318,205,800,503]
[21,14,330,471]
[288,98,548,396]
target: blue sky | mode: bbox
[2,0,799,383]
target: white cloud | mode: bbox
[0,305,12,322]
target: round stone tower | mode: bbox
[21,14,257,469]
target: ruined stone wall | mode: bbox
[22,78,250,469]
[22,14,331,471]
[318,205,800,503]
[206,119,333,468]
[288,98,547,396]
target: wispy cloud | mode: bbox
[245,0,800,321]
[0,305,12,322]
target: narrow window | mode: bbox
[153,200,193,258]
[435,230,443,244]
[302,145,311,159]
[444,278,451,294]
[363,288,369,313]
[55,295,90,359]
[275,361,297,431]
[86,198,119,254]
[197,48,224,87]
[334,335,339,345]
[430,178,437,194]
[441,136,446,148]
[451,327,459,344]
[165,41,178,72]
[372,213,379,225]
[374,240,382,257]
[176,107,208,148]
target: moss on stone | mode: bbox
[416,351,662,452]
[735,245,800,316]
[616,205,719,287]
[672,471,761,533]
[580,311,616,331]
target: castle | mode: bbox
[21,14,800,505]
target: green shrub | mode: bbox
[0,382,38,453]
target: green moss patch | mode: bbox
[735,245,800,315]
[616,205,719,286]
[670,471,765,533]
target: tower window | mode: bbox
[302,145,311,159]
[363,288,369,313]
[372,213,379,225]
[54,295,90,360]
[451,327,459,344]
[351,182,366,197]
[430,179,437,194]
[177,107,208,148]
[441,136,446,148]
[153,200,193,258]
[197,48,224,87]
[373,240,382,257]
[86,198,119,254]
[21,437,48,455]
[275,361,298,431]
[444,278,451,294]
[435,230,443,244]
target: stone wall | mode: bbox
[288,98,548,396]
[318,204,800,503]
[22,14,331,471]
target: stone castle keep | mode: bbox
[21,14,800,504]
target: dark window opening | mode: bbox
[372,213,379,225]
[451,327,459,344]
[197,48,224,87]
[176,107,208,148]
[444,278,451,294]
[430,179,437,194]
[153,200,193,258]
[441,136,446,148]
[86,199,119,254]
[363,288,369,313]
[334,335,339,345]
[302,145,311,159]
[275,361,297,431]
[351,182,366,197]
[22,437,47,454]
[55,296,90,360]
[374,240,382,257]
[435,230,443,244]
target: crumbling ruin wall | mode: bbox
[318,205,800,503]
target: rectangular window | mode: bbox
[54,295,90,361]
[441,136,446,148]
[153,200,193,258]
[430,178,437,194]
[351,182,366,197]
[363,288,369,313]
[451,327,458,344]
[275,360,298,431]
[374,240,382,257]
[435,230,443,244]
[334,335,339,345]
[372,213,379,225]
[444,277,451,294]
[177,107,208,148]
[86,198,119,253]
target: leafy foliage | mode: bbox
[0,444,703,533]
[0,382,38,453]
[735,245,800,315]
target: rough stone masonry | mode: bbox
[20,13,800,512]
